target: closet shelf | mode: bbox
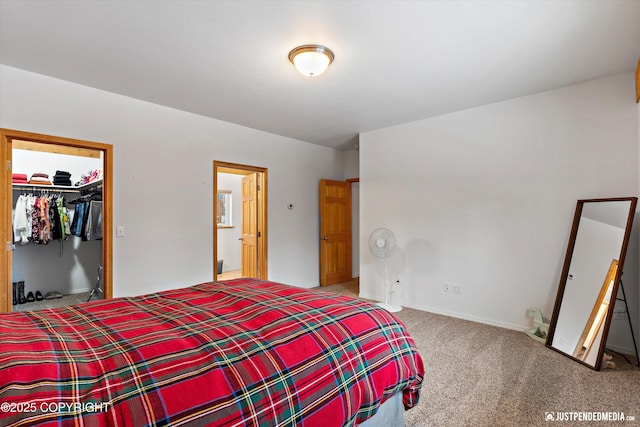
[12,179,103,193]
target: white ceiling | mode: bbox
[1,0,638,150]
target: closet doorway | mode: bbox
[0,129,113,313]
[213,161,267,281]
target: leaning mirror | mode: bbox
[547,197,637,370]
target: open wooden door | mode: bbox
[241,172,259,277]
[319,179,352,286]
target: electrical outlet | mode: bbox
[391,280,400,297]
[443,282,451,293]
[452,284,461,295]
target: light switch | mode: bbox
[116,226,125,237]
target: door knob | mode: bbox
[323,236,328,240]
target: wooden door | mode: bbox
[241,172,259,277]
[319,179,352,286]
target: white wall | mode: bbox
[359,73,639,347]
[1,65,344,295]
[216,173,242,273]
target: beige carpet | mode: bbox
[315,280,640,427]
[12,291,93,312]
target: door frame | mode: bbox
[213,160,267,281]
[0,128,113,312]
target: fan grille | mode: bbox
[368,228,397,258]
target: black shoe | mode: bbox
[35,291,44,301]
[18,281,26,304]
[12,282,17,305]
[26,291,35,302]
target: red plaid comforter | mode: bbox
[0,278,424,426]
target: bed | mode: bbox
[0,278,424,426]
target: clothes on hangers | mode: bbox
[83,201,103,241]
[12,195,30,244]
[69,201,85,237]
[13,193,71,245]
[69,199,102,241]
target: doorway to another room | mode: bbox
[213,161,267,281]
[0,129,113,313]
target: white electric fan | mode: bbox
[368,228,402,312]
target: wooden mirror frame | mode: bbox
[546,197,637,370]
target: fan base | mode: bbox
[376,302,403,313]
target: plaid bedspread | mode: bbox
[0,278,424,426]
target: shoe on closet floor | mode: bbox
[12,282,17,305]
[44,291,63,300]
[35,291,44,301]
[17,281,27,304]
[26,292,35,302]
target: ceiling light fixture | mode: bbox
[288,44,334,77]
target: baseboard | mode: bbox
[605,343,638,358]
[359,291,528,332]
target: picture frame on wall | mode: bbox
[217,190,232,227]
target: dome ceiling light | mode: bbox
[288,44,335,77]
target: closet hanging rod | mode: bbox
[12,179,102,194]
[12,184,81,193]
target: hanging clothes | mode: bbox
[25,195,35,241]
[70,201,86,237]
[49,197,63,240]
[30,196,41,244]
[57,197,70,239]
[13,195,29,244]
[82,201,103,241]
[37,196,51,244]
[69,188,102,241]
[13,193,71,245]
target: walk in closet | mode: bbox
[10,143,104,310]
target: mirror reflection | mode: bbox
[547,198,637,369]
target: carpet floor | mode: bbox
[315,280,640,427]
[13,279,640,426]
[12,291,95,312]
